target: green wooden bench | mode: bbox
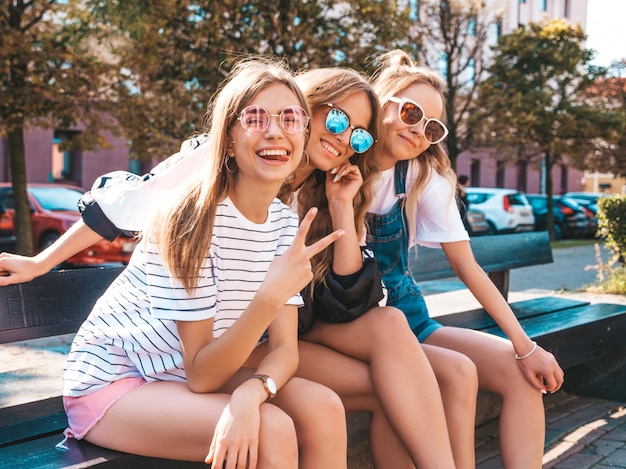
[1,231,625,467]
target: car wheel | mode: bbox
[486,221,497,235]
[38,232,60,251]
[552,224,563,241]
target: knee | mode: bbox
[367,306,411,342]
[440,354,479,399]
[258,406,298,466]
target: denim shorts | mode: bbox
[390,286,443,343]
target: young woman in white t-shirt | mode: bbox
[367,49,565,468]
[32,58,349,468]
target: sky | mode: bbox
[585,0,626,67]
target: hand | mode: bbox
[0,253,44,286]
[516,345,564,394]
[205,396,261,469]
[261,207,344,305]
[325,162,363,205]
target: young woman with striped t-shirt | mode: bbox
[4,59,348,468]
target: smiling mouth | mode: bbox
[321,139,340,157]
[257,149,290,162]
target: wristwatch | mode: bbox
[247,374,277,401]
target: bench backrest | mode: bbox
[410,231,553,281]
[0,232,553,344]
[0,266,123,344]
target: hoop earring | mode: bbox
[298,151,310,169]
[224,154,238,173]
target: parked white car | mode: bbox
[464,187,535,235]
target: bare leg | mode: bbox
[427,327,545,469]
[304,306,456,469]
[86,380,298,468]
[272,377,348,469]
[249,337,414,468]
[422,343,478,469]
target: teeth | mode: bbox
[258,149,288,157]
[321,140,340,157]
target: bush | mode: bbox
[597,195,626,264]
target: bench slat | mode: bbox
[437,297,591,330]
[410,231,553,282]
[0,397,66,447]
[482,302,626,368]
[0,267,123,344]
[0,434,207,469]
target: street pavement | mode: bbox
[3,240,626,468]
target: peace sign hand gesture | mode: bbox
[260,207,344,306]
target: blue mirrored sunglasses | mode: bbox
[325,104,374,154]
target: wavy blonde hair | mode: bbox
[371,50,456,238]
[145,57,310,293]
[279,67,382,285]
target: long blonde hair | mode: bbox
[281,67,382,285]
[371,50,456,238]
[146,58,310,293]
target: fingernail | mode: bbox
[541,389,547,394]
[330,167,338,174]
[333,173,339,182]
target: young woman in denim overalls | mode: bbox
[367,50,565,469]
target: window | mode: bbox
[516,161,528,192]
[541,0,547,11]
[470,159,481,188]
[52,130,80,183]
[496,160,505,187]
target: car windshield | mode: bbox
[29,187,83,211]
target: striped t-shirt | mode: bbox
[62,196,302,397]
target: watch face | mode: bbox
[266,377,277,395]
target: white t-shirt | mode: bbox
[368,160,469,250]
[63,196,302,397]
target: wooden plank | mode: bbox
[410,231,553,282]
[0,433,208,469]
[437,296,590,330]
[0,266,123,344]
[481,303,626,368]
[0,397,66,447]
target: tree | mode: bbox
[84,0,418,163]
[471,18,622,239]
[413,0,503,169]
[0,1,118,255]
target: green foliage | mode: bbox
[597,195,626,264]
[82,0,417,161]
[414,0,502,169]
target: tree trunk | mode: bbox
[544,151,555,241]
[7,127,34,255]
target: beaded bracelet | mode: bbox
[515,341,538,360]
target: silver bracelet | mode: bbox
[515,341,538,360]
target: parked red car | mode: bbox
[0,183,136,266]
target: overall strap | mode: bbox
[394,160,409,198]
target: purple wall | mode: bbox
[1,126,132,190]
[455,150,584,195]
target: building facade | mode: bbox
[453,0,593,195]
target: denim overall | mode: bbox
[366,160,442,342]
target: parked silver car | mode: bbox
[464,187,535,235]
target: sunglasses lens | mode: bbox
[399,101,424,125]
[424,120,447,144]
[326,108,350,134]
[350,129,374,153]
[280,106,309,134]
[240,106,268,133]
